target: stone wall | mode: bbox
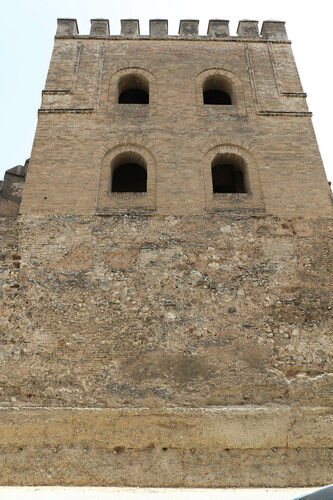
[0,213,332,485]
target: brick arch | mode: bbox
[203,143,264,211]
[196,68,247,115]
[98,135,161,160]
[96,142,157,213]
[107,67,158,113]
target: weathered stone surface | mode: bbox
[207,20,230,38]
[149,20,168,37]
[0,213,332,485]
[237,20,259,38]
[179,20,199,37]
[261,21,288,41]
[0,161,28,216]
[56,18,79,37]
[121,20,140,37]
[1,214,332,407]
[90,19,110,37]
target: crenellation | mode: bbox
[56,18,79,37]
[178,19,199,37]
[261,20,288,40]
[121,19,140,37]
[237,20,259,38]
[90,18,110,37]
[149,19,168,37]
[207,19,230,38]
[0,160,29,216]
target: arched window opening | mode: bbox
[211,154,247,193]
[111,153,147,193]
[203,75,233,105]
[118,74,149,104]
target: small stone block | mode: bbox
[56,19,79,37]
[179,20,199,37]
[6,165,27,178]
[90,19,110,37]
[261,20,288,41]
[237,20,259,38]
[149,19,168,37]
[207,20,229,38]
[121,19,140,37]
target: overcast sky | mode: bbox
[0,0,332,183]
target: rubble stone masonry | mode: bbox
[0,19,332,486]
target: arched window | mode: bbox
[203,75,233,105]
[211,154,247,193]
[111,152,147,192]
[118,74,149,104]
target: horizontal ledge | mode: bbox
[55,35,291,44]
[213,193,251,197]
[206,211,265,217]
[42,90,73,95]
[257,110,312,117]
[1,405,332,450]
[38,108,94,114]
[204,104,235,108]
[281,92,307,98]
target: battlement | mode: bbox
[0,160,29,217]
[56,18,288,41]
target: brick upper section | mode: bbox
[19,19,332,217]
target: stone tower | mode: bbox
[0,18,332,487]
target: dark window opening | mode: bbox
[203,75,233,106]
[119,88,149,104]
[212,164,246,193]
[204,89,231,105]
[112,163,147,192]
[118,74,149,104]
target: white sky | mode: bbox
[0,0,332,183]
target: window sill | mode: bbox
[108,192,147,197]
[213,192,250,198]
[204,104,234,108]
